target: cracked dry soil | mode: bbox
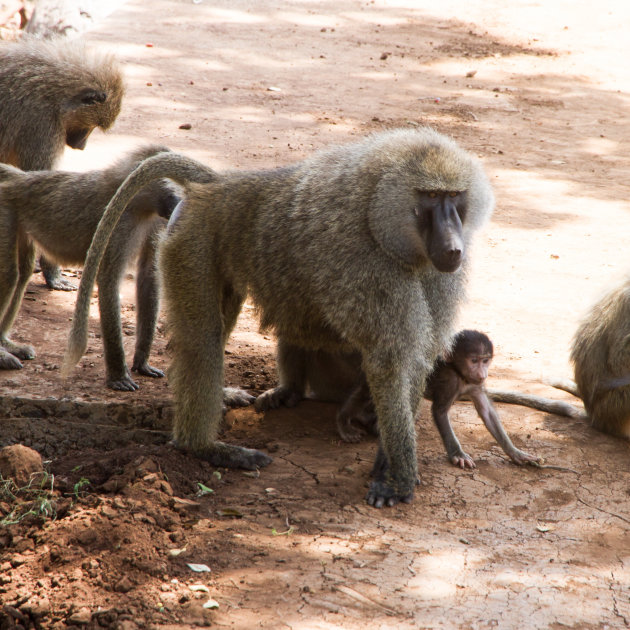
[2,0,630,628]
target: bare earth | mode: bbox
[1,1,630,628]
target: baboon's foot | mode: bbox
[449,448,476,469]
[367,446,417,508]
[43,266,77,291]
[336,418,367,444]
[107,371,139,391]
[132,360,165,379]
[46,276,77,291]
[223,387,255,408]
[0,348,24,370]
[507,447,542,466]
[337,412,378,443]
[1,338,35,361]
[255,386,302,412]
[181,441,272,470]
[366,480,414,509]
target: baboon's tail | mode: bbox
[61,151,217,377]
[487,388,586,419]
[544,378,580,398]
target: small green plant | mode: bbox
[196,482,214,496]
[0,471,57,526]
[271,526,294,536]
[72,477,91,499]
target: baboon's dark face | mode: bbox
[415,190,467,272]
[65,126,92,150]
[63,85,124,150]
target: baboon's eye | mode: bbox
[449,191,458,197]
[428,191,437,198]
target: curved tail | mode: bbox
[543,377,580,398]
[487,388,587,419]
[61,151,217,377]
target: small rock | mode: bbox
[21,595,52,618]
[9,553,29,567]
[101,504,117,519]
[159,480,174,496]
[114,575,134,593]
[67,607,92,625]
[171,497,200,511]
[0,445,43,487]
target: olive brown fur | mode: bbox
[0,36,124,290]
[570,277,630,437]
[0,145,180,390]
[64,127,495,504]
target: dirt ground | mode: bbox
[1,0,630,628]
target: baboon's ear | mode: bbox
[75,88,108,106]
[368,176,426,268]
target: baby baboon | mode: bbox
[424,330,541,468]
[64,128,494,505]
[569,277,630,437]
[0,36,124,290]
[0,145,180,390]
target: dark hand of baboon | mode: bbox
[64,128,494,489]
[0,145,179,390]
[336,379,378,444]
[425,330,541,468]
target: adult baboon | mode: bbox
[568,277,630,437]
[0,36,124,290]
[64,128,494,505]
[0,145,180,391]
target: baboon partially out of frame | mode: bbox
[0,36,124,291]
[0,145,180,390]
[568,277,630,437]
[64,128,494,507]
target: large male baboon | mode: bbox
[0,36,124,290]
[64,128,494,507]
[0,145,180,390]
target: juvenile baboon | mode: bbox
[0,145,181,390]
[569,277,630,437]
[0,36,124,291]
[423,330,541,468]
[63,128,494,505]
